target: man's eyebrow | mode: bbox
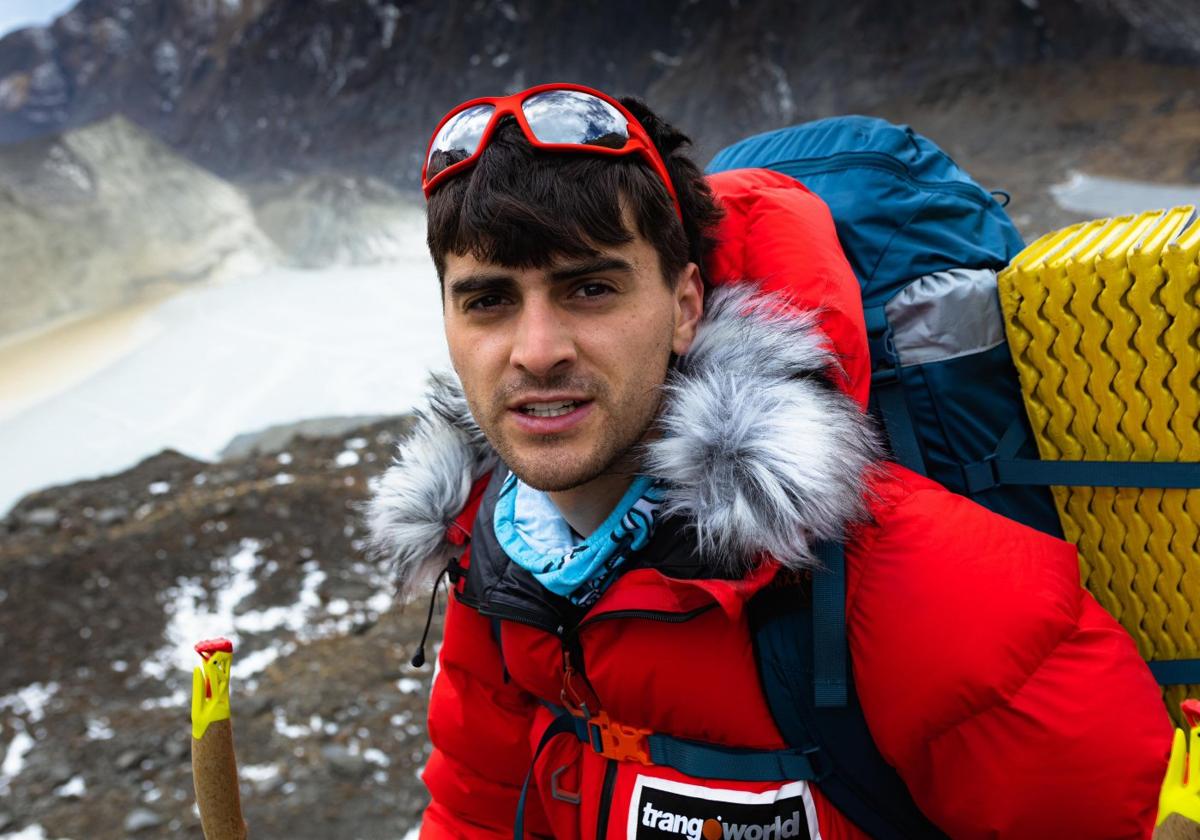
[445,258,633,298]
[549,257,634,282]
[446,273,515,299]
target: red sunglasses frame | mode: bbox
[421,82,683,220]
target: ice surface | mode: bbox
[0,250,448,514]
[1051,172,1200,217]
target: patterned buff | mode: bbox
[493,472,666,607]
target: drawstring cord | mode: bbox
[411,557,462,668]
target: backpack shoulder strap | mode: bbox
[749,556,948,839]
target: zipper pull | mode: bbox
[560,647,599,718]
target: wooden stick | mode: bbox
[1155,813,1200,840]
[192,718,248,840]
[190,638,248,840]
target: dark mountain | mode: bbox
[0,0,1197,192]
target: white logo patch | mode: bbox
[625,775,822,840]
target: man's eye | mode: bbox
[573,282,613,299]
[466,294,508,311]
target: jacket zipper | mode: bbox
[579,605,715,838]
[472,598,717,832]
[572,602,718,635]
[473,597,720,640]
[775,151,992,205]
[473,600,566,638]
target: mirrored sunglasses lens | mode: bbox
[522,91,629,149]
[426,103,495,178]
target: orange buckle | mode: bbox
[584,709,653,765]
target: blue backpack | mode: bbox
[696,117,1052,838]
[693,116,1198,836]
[708,115,1063,537]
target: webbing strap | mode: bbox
[646,734,825,782]
[812,541,848,708]
[514,713,579,840]
[864,303,926,472]
[532,704,828,791]
[865,305,926,475]
[993,458,1200,489]
[963,416,1200,491]
[873,369,926,474]
[1149,659,1200,686]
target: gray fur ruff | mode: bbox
[365,284,882,593]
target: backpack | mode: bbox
[697,117,1200,834]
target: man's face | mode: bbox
[442,227,702,492]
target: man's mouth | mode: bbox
[519,400,583,418]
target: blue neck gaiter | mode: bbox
[493,472,666,607]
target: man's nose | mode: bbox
[509,300,576,377]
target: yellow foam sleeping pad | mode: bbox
[997,206,1200,721]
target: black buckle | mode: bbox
[871,365,900,386]
[961,457,999,494]
[803,744,833,782]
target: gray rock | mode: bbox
[116,749,143,771]
[320,744,367,779]
[220,415,390,460]
[23,507,60,528]
[0,812,13,831]
[94,506,128,525]
[324,578,374,602]
[124,808,162,832]
[45,760,74,786]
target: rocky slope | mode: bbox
[0,416,440,839]
[0,114,274,340]
[0,114,433,342]
[0,0,1197,203]
[249,173,428,269]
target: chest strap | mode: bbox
[515,706,829,839]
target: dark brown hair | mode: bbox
[425,96,724,289]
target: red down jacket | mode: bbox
[367,168,1172,839]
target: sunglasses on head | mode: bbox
[421,82,684,221]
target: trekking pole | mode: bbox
[1155,701,1200,840]
[191,638,248,840]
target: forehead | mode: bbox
[442,230,658,285]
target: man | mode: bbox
[367,83,1171,838]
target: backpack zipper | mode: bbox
[594,759,618,839]
[775,151,993,206]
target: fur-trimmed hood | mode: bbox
[367,168,883,592]
[366,283,882,593]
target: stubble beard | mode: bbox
[475,378,665,493]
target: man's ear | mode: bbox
[671,262,704,356]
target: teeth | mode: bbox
[522,400,578,417]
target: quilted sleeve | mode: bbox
[847,474,1173,838]
[420,590,551,839]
